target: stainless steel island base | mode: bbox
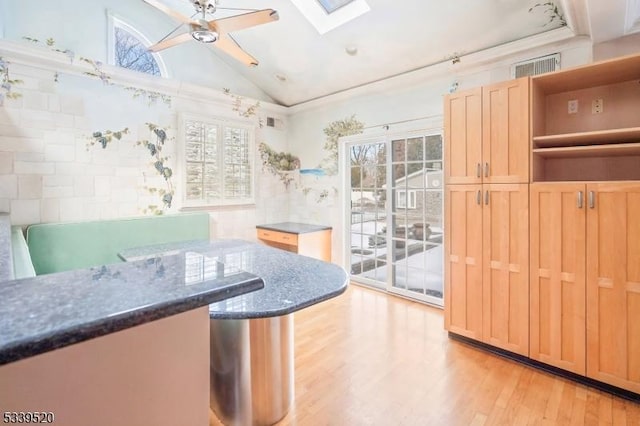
[210,314,294,426]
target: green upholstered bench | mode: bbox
[26,213,210,275]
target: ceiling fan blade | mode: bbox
[142,0,195,25]
[213,34,258,66]
[148,32,193,52]
[209,9,279,33]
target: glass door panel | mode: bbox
[347,132,443,306]
[348,141,387,288]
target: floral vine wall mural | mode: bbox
[258,143,301,188]
[528,2,566,27]
[87,124,175,215]
[0,57,23,105]
[20,37,172,107]
[317,115,365,176]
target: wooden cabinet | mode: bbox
[586,183,640,393]
[530,182,640,391]
[444,78,530,185]
[256,224,332,262]
[444,79,530,356]
[531,54,640,182]
[482,184,529,356]
[530,183,586,374]
[444,185,483,340]
[444,88,483,185]
[482,78,530,184]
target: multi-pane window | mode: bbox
[108,15,167,77]
[114,26,161,76]
[396,190,417,209]
[183,118,254,207]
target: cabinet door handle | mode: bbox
[484,162,489,178]
[589,191,595,209]
[476,190,481,205]
[484,190,489,205]
[476,163,481,178]
[577,191,584,209]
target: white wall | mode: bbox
[0,0,274,103]
[0,44,290,241]
[285,37,593,265]
[593,32,640,61]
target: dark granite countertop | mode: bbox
[256,222,332,234]
[0,252,264,366]
[119,239,348,319]
[0,214,13,282]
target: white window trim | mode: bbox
[106,10,169,78]
[396,189,417,209]
[178,113,256,209]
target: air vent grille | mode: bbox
[511,53,560,78]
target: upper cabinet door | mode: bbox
[444,87,483,185]
[586,182,640,393]
[482,78,530,184]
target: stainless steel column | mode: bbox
[210,314,294,426]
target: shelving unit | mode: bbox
[531,54,640,182]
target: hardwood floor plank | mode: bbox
[209,285,638,426]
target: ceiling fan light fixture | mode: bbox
[192,30,219,43]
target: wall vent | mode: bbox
[265,116,285,130]
[511,53,560,78]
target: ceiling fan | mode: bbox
[143,0,279,66]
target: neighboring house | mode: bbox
[385,169,443,230]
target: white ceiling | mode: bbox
[153,0,634,106]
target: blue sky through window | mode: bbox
[316,0,355,14]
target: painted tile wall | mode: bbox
[0,59,290,241]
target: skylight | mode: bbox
[317,0,356,14]
[290,0,370,34]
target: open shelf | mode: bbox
[533,142,640,158]
[533,127,640,148]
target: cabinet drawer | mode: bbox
[257,229,298,246]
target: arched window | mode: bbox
[107,14,168,78]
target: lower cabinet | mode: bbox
[445,184,529,356]
[530,183,586,374]
[586,183,640,393]
[530,182,640,393]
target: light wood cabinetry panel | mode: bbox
[586,182,640,393]
[481,184,529,356]
[257,228,332,262]
[482,78,530,184]
[530,183,585,374]
[531,54,640,182]
[444,88,483,185]
[444,185,483,340]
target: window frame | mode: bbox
[178,113,256,209]
[106,12,169,78]
[396,189,417,209]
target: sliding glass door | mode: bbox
[347,130,443,306]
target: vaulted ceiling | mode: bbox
[148,0,637,107]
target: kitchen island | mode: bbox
[0,240,264,426]
[119,239,349,426]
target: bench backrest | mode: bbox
[26,213,210,275]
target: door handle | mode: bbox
[589,191,595,209]
[484,190,489,205]
[577,191,583,209]
[484,162,489,178]
[476,190,481,205]
[476,163,481,178]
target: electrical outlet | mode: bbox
[568,99,579,114]
[592,98,604,114]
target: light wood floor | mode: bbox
[212,284,640,426]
